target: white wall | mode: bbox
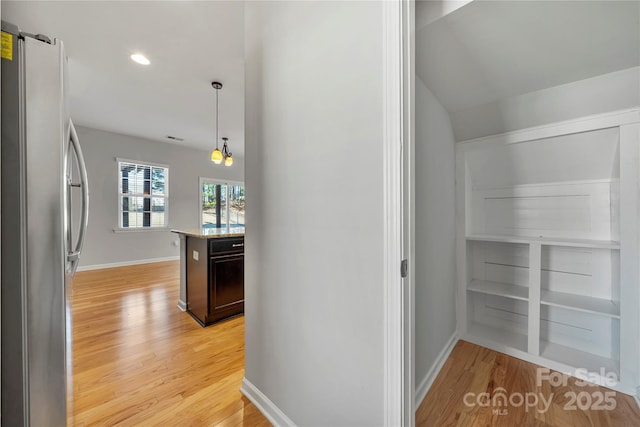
[451,67,640,141]
[243,1,385,425]
[416,0,473,29]
[414,77,457,394]
[75,126,244,268]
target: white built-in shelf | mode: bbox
[457,113,639,394]
[468,280,528,301]
[541,289,620,319]
[468,323,528,353]
[466,234,620,250]
[540,340,620,377]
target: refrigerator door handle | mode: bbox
[67,119,89,276]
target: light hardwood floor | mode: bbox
[72,261,640,426]
[69,260,270,426]
[417,340,640,427]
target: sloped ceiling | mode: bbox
[3,1,245,155]
[416,0,640,113]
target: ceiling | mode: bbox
[416,0,640,113]
[7,1,639,153]
[3,1,245,156]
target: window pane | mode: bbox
[122,212,129,228]
[135,166,147,194]
[126,165,136,194]
[202,183,215,206]
[152,167,165,182]
[152,197,165,212]
[148,198,166,227]
[122,196,129,211]
[143,212,151,227]
[143,197,151,212]
[152,182,165,196]
[130,196,141,212]
[125,164,139,193]
[120,163,136,193]
[121,163,134,179]
[202,183,221,228]
[229,185,245,227]
[151,212,165,227]
[220,185,228,227]
[143,180,151,195]
[152,180,165,195]
[152,168,166,196]
[124,212,140,228]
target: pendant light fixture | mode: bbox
[210,81,234,166]
[210,81,224,164]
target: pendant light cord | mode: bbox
[215,88,219,150]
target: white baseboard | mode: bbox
[76,256,180,272]
[177,299,187,312]
[635,392,640,410]
[415,333,459,408]
[241,378,296,427]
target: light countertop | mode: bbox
[171,227,245,239]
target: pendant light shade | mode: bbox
[211,148,223,164]
[221,137,233,167]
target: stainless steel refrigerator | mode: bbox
[1,21,88,426]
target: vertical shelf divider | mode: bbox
[456,150,469,336]
[528,243,542,355]
[619,123,640,389]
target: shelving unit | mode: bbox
[468,322,528,353]
[540,341,620,377]
[468,279,528,301]
[467,234,620,250]
[456,109,640,396]
[540,289,620,319]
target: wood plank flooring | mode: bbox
[417,340,640,427]
[68,260,269,426]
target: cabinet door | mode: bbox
[209,254,244,320]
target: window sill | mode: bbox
[113,227,170,233]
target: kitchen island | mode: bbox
[172,227,245,326]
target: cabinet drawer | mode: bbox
[209,237,244,254]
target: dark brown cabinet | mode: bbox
[209,254,244,322]
[186,236,244,326]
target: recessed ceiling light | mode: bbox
[130,53,150,65]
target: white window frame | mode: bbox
[199,177,245,229]
[116,158,170,232]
